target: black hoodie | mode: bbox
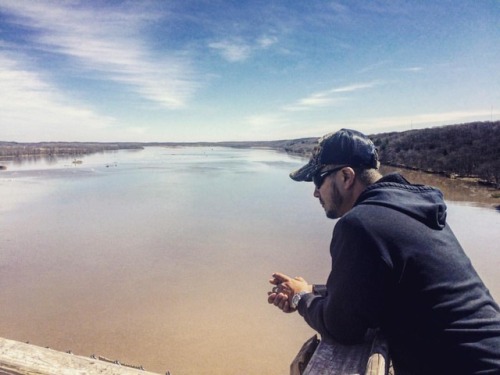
[298,173,500,374]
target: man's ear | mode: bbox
[340,167,356,189]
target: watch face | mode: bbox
[291,293,301,308]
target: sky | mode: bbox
[0,0,498,142]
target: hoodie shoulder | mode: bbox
[355,173,447,230]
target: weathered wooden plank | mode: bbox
[291,329,390,375]
[290,335,320,375]
[0,337,161,375]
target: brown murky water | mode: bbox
[1,147,499,374]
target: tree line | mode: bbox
[0,142,143,158]
[371,121,500,188]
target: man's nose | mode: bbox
[313,186,320,198]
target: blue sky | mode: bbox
[0,1,498,142]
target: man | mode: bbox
[268,129,500,374]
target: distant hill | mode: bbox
[1,121,499,187]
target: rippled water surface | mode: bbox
[1,147,499,374]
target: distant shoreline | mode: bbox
[1,121,499,190]
[0,141,497,190]
[1,147,497,191]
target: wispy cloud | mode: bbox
[283,81,381,111]
[284,95,348,112]
[0,53,117,141]
[326,110,500,135]
[208,39,253,62]
[245,113,287,129]
[257,35,278,49]
[242,112,306,140]
[209,34,279,62]
[375,110,499,129]
[0,1,199,109]
[330,82,381,93]
[400,66,423,72]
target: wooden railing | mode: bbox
[291,329,392,375]
[1,331,390,375]
[0,337,162,375]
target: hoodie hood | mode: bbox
[356,173,447,230]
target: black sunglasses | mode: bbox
[313,166,346,188]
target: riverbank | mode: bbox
[379,165,500,210]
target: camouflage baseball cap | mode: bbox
[290,128,379,181]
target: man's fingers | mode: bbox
[267,292,277,304]
[271,272,291,283]
[269,277,283,285]
[273,292,288,306]
[283,301,294,313]
[278,296,288,310]
[268,292,296,313]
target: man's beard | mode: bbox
[325,184,343,219]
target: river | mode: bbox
[0,147,499,374]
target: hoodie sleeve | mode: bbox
[297,215,391,344]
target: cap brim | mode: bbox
[289,161,318,182]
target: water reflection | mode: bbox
[8,154,60,166]
[0,150,124,171]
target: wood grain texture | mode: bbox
[0,337,160,375]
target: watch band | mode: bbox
[291,291,309,309]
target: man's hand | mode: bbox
[267,272,313,313]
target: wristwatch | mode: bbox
[290,291,309,309]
